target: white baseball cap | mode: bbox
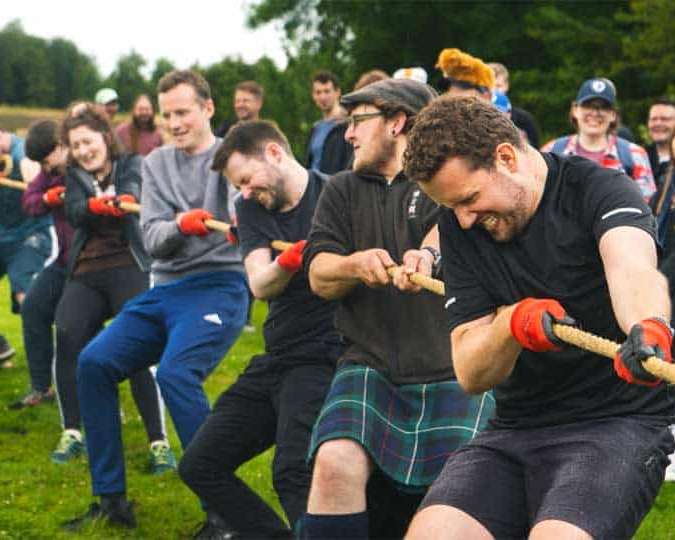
[95,88,119,105]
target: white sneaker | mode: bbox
[664,462,675,482]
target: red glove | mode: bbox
[109,194,137,217]
[43,186,66,207]
[614,318,673,386]
[276,240,307,273]
[510,298,575,352]
[178,209,213,236]
[88,195,116,216]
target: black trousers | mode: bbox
[20,261,66,392]
[54,265,164,442]
[179,353,336,537]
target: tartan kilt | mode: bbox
[308,362,495,490]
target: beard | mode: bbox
[353,136,397,177]
[132,114,155,131]
[481,173,531,242]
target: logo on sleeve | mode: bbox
[601,207,642,220]
[444,297,457,309]
[408,189,420,219]
[203,313,223,325]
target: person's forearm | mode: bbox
[248,260,294,300]
[309,252,361,300]
[452,305,522,394]
[608,265,671,333]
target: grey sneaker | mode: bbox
[51,430,85,464]
[9,387,55,410]
[149,440,176,475]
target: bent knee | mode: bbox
[313,439,371,489]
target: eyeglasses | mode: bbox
[346,111,385,128]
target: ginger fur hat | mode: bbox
[435,48,495,92]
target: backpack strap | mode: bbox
[551,136,570,155]
[615,137,635,178]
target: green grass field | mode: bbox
[1,282,675,539]
[0,283,280,539]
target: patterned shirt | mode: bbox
[542,134,656,201]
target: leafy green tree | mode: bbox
[150,57,176,93]
[106,51,150,111]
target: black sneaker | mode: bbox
[63,500,136,531]
[0,334,15,368]
[193,512,239,539]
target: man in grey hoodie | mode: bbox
[66,70,248,530]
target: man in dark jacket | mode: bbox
[301,79,494,539]
[305,71,353,174]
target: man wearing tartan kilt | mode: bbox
[301,79,495,539]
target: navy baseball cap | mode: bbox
[576,78,616,106]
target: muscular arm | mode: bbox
[599,226,670,332]
[244,247,295,300]
[450,306,523,394]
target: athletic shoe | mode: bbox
[63,499,136,531]
[0,334,15,368]
[8,387,55,410]
[51,430,85,464]
[193,512,239,539]
[149,440,176,475]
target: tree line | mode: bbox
[1,0,674,156]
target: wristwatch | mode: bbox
[421,246,442,275]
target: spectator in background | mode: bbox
[214,80,264,138]
[542,78,656,202]
[115,94,164,157]
[305,70,352,175]
[393,66,428,84]
[646,98,675,183]
[353,69,390,91]
[435,48,494,101]
[9,120,69,409]
[488,62,541,147]
[0,128,55,367]
[95,88,120,123]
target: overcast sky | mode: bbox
[1,1,288,77]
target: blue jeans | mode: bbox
[77,271,248,495]
[20,261,66,392]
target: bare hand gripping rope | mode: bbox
[1,179,672,383]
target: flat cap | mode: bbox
[341,78,438,116]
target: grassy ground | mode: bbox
[0,272,675,539]
[0,281,279,539]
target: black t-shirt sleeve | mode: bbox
[438,209,497,332]
[580,166,656,243]
[304,174,353,271]
[236,197,273,260]
[419,192,442,236]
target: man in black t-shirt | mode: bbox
[178,121,341,539]
[403,97,675,540]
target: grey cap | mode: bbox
[341,78,438,116]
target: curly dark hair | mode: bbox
[404,96,523,183]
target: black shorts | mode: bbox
[419,415,674,539]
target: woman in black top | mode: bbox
[51,104,174,472]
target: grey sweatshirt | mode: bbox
[140,139,243,284]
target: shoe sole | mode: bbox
[0,348,16,362]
